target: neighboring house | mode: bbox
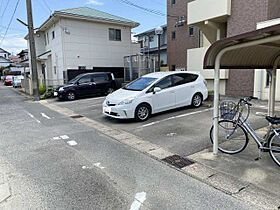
[25,7,140,87]
[0,48,12,67]
[17,49,29,63]
[9,56,21,64]
[167,0,280,96]
[135,25,167,65]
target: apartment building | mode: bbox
[136,25,167,65]
[168,0,280,96]
[25,7,139,87]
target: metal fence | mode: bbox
[124,54,159,82]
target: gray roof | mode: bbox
[136,24,167,37]
[55,7,139,26]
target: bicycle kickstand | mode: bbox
[254,149,262,161]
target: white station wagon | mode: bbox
[103,71,208,121]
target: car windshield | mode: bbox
[123,77,156,91]
[6,76,12,80]
[68,75,82,84]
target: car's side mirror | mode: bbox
[153,87,161,94]
[76,81,80,85]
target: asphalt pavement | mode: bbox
[0,85,257,209]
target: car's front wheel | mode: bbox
[66,91,76,101]
[135,103,151,122]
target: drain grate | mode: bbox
[162,155,195,169]
[70,115,84,119]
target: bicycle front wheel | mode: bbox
[268,133,280,167]
[210,120,249,154]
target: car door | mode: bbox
[76,75,94,96]
[151,75,176,113]
[92,73,111,93]
[172,73,199,108]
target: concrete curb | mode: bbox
[40,100,280,209]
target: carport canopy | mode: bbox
[203,23,280,155]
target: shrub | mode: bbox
[40,87,55,100]
[39,86,46,95]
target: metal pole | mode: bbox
[158,34,161,71]
[129,55,133,81]
[26,0,39,101]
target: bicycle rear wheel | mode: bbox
[210,120,249,154]
[268,133,280,167]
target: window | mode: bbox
[172,73,198,86]
[44,34,47,45]
[155,76,172,90]
[78,66,86,70]
[93,74,109,82]
[54,66,56,74]
[109,28,121,41]
[171,65,176,71]
[79,75,92,84]
[172,31,176,40]
[172,0,176,5]
[266,71,270,87]
[52,31,55,39]
[189,27,194,37]
[46,33,49,44]
[149,36,154,42]
[124,77,156,91]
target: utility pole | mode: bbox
[26,0,40,101]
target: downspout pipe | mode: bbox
[213,34,280,155]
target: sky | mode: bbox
[0,0,167,55]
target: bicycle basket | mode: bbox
[220,101,238,120]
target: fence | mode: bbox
[124,54,159,82]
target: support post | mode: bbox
[26,0,40,101]
[213,58,220,155]
[129,55,133,81]
[158,34,161,71]
[269,56,280,116]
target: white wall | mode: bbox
[61,18,139,70]
[188,0,231,25]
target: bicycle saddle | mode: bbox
[265,116,280,124]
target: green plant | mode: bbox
[208,90,214,95]
[0,66,5,76]
[40,87,55,100]
[39,86,46,95]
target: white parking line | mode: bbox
[60,135,69,139]
[41,113,51,119]
[26,111,41,124]
[67,140,77,146]
[56,96,106,104]
[130,192,147,210]
[93,162,105,169]
[139,108,213,128]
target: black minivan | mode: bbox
[55,72,116,100]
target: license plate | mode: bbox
[54,92,58,96]
[103,106,111,113]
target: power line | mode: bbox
[119,0,166,16]
[0,0,21,46]
[42,0,52,14]
[119,0,179,19]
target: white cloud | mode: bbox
[86,0,104,5]
[0,33,27,55]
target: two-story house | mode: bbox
[136,25,167,66]
[26,7,140,87]
[17,49,29,65]
[0,48,12,67]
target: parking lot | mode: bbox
[48,95,272,157]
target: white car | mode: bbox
[102,71,208,121]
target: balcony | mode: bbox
[188,0,231,26]
[187,47,228,80]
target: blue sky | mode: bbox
[0,0,166,54]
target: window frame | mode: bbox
[78,75,92,84]
[171,31,176,40]
[189,27,194,37]
[109,28,122,41]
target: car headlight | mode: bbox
[58,87,64,92]
[118,97,135,105]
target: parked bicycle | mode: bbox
[209,96,280,167]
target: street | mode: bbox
[0,85,256,209]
